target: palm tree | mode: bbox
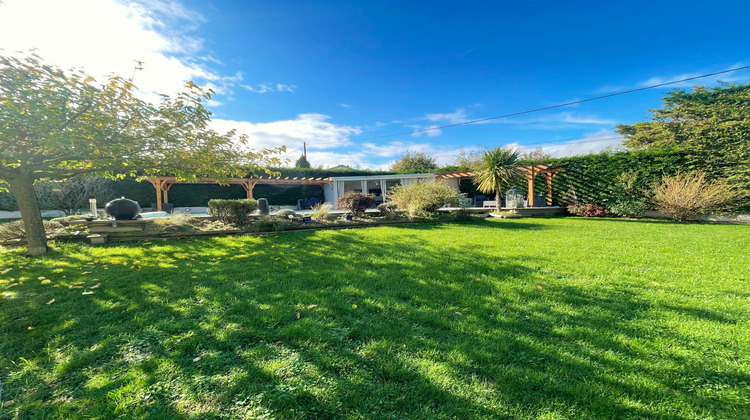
[472,147,522,213]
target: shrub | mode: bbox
[143,215,199,234]
[388,180,460,218]
[311,202,332,220]
[609,171,650,218]
[337,193,376,216]
[651,171,737,221]
[567,204,609,217]
[0,219,65,241]
[50,215,90,226]
[207,198,258,225]
[448,208,474,221]
[275,209,297,219]
[377,202,398,216]
[252,215,291,232]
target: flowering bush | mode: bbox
[567,203,609,217]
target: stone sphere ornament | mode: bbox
[105,197,142,220]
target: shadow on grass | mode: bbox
[0,224,747,419]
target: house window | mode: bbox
[343,180,362,193]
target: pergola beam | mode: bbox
[143,176,332,211]
[436,164,564,207]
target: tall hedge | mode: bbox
[524,149,739,209]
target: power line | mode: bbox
[353,65,750,141]
[297,64,750,150]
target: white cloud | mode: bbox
[519,130,625,158]
[211,113,361,151]
[0,0,233,101]
[411,125,443,137]
[362,141,441,157]
[0,0,294,106]
[241,83,297,93]
[639,73,703,89]
[545,112,616,125]
[340,103,351,108]
[423,108,467,123]
[496,112,618,129]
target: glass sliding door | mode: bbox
[383,179,401,201]
[366,179,383,204]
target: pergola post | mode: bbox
[546,173,554,206]
[242,180,256,199]
[146,178,164,211]
[161,182,174,206]
[526,166,538,207]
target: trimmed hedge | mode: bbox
[207,199,258,225]
[523,149,724,210]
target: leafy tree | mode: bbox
[0,53,283,255]
[472,147,522,213]
[521,147,551,161]
[452,146,484,170]
[295,154,311,168]
[615,83,750,194]
[390,151,438,173]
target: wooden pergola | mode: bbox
[436,163,564,206]
[145,176,332,211]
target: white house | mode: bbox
[324,173,444,208]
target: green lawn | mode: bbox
[1,218,749,419]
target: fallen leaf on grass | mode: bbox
[274,340,283,345]
[38,276,46,280]
[41,279,51,284]
[352,304,358,309]
[295,312,301,319]
[474,278,482,282]
[82,291,94,295]
[274,257,281,261]
[536,285,544,290]
[7,283,18,288]
[90,283,101,289]
[81,271,91,275]
[27,326,34,330]
[0,268,11,274]
[2,400,13,407]
[53,284,60,288]
[306,304,318,310]
[46,299,55,305]
[69,285,83,289]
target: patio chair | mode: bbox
[473,195,488,207]
[297,197,321,210]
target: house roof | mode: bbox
[329,173,435,181]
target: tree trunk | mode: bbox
[495,188,502,213]
[7,173,48,255]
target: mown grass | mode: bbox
[1,217,749,419]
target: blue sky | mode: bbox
[2,0,749,168]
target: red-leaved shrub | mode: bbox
[567,203,609,217]
[337,192,376,216]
